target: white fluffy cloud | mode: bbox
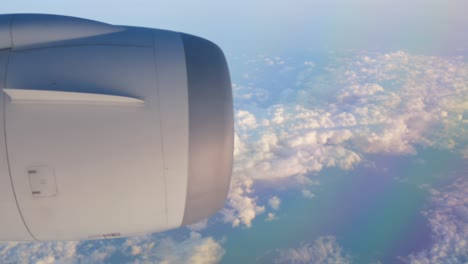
[0,232,225,264]
[268,196,281,211]
[221,176,265,228]
[223,50,467,228]
[0,241,79,264]
[341,51,467,155]
[273,236,351,264]
[236,110,258,130]
[266,212,277,222]
[405,177,468,264]
[337,83,385,102]
[150,232,225,264]
[187,219,209,232]
[301,189,315,199]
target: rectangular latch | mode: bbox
[28,166,57,198]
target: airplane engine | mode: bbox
[0,14,233,241]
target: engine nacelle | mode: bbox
[0,14,233,241]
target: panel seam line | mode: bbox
[4,15,39,241]
[152,32,169,227]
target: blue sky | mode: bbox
[1,0,467,54]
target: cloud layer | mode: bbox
[0,232,224,264]
[273,236,351,264]
[225,50,467,228]
[405,177,468,264]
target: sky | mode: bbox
[1,0,467,54]
[0,1,467,263]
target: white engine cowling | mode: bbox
[0,14,233,241]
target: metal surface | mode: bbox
[0,14,233,241]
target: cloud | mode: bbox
[153,232,225,264]
[266,212,277,222]
[222,50,468,228]
[221,176,265,228]
[295,174,320,187]
[301,189,315,199]
[187,219,209,232]
[461,146,468,159]
[404,177,468,264]
[233,133,248,158]
[268,196,281,211]
[0,241,80,264]
[341,52,467,155]
[304,61,315,67]
[362,118,420,154]
[0,232,225,264]
[273,236,351,264]
[236,110,258,130]
[337,83,385,103]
